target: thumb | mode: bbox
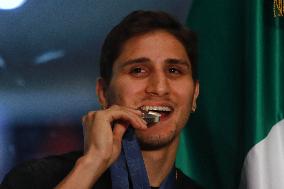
[113,121,128,140]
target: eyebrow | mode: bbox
[119,57,190,68]
[165,58,190,68]
[119,57,150,68]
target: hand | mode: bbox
[82,105,147,169]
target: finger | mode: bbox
[84,111,97,127]
[113,122,128,141]
[107,106,147,128]
[110,105,143,116]
[82,111,96,126]
[107,110,147,129]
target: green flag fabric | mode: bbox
[176,0,284,189]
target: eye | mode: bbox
[129,66,148,77]
[131,67,143,74]
[168,67,181,74]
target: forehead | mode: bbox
[113,30,190,67]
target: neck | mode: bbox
[141,137,179,187]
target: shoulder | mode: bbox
[176,168,204,189]
[1,151,82,189]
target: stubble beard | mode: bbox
[135,128,178,151]
[136,111,190,151]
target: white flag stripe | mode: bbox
[239,119,284,189]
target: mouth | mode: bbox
[139,105,173,121]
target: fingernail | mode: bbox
[142,119,147,127]
[140,116,145,123]
[136,110,143,115]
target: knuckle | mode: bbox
[87,111,95,117]
[94,110,103,117]
[110,105,120,110]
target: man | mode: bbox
[1,10,201,189]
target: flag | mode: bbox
[176,0,284,189]
[239,120,284,189]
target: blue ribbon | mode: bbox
[110,128,176,189]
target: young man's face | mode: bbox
[98,30,199,150]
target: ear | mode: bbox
[192,81,200,112]
[96,78,108,109]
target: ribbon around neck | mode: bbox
[110,128,176,189]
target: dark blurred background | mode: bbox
[0,0,192,181]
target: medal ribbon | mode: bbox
[110,128,176,189]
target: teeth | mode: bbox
[148,111,161,117]
[141,106,172,112]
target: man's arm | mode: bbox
[55,105,147,189]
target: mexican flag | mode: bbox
[239,119,284,189]
[176,0,284,189]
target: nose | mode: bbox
[145,72,170,96]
